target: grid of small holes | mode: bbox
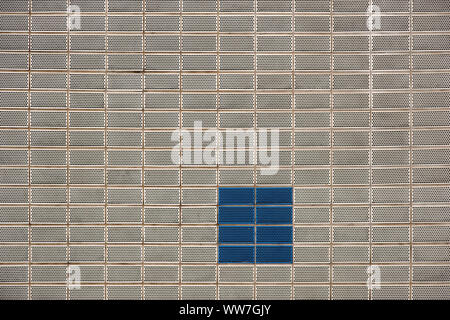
[0,0,449,300]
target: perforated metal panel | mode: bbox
[0,0,449,301]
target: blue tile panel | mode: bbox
[256,226,293,244]
[218,187,255,205]
[219,246,255,263]
[256,206,292,224]
[218,206,254,224]
[218,187,293,264]
[219,226,254,244]
[256,246,293,264]
[256,187,293,205]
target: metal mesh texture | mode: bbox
[0,0,449,300]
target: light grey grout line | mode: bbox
[1,126,449,132]
[2,88,450,93]
[0,243,448,249]
[0,146,449,152]
[0,243,446,249]
[291,0,295,300]
[1,205,449,212]
[4,281,449,286]
[3,30,450,35]
[142,0,145,301]
[2,31,450,36]
[178,0,183,300]
[104,0,109,300]
[1,281,448,284]
[1,163,449,168]
[409,0,414,300]
[368,0,373,301]
[1,180,450,186]
[215,0,219,301]
[253,0,257,300]
[27,0,32,300]
[65,0,70,301]
[3,185,450,192]
[3,11,450,16]
[2,50,450,56]
[0,8,446,14]
[216,0,220,300]
[1,225,448,230]
[4,47,450,51]
[329,0,334,300]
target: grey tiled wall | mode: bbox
[0,0,449,300]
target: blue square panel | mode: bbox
[219,187,255,205]
[256,206,292,224]
[256,187,292,205]
[256,246,293,263]
[218,206,254,224]
[219,246,255,263]
[219,226,254,244]
[256,226,293,244]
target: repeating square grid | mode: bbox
[0,0,449,300]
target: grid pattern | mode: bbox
[218,187,294,264]
[0,0,449,300]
